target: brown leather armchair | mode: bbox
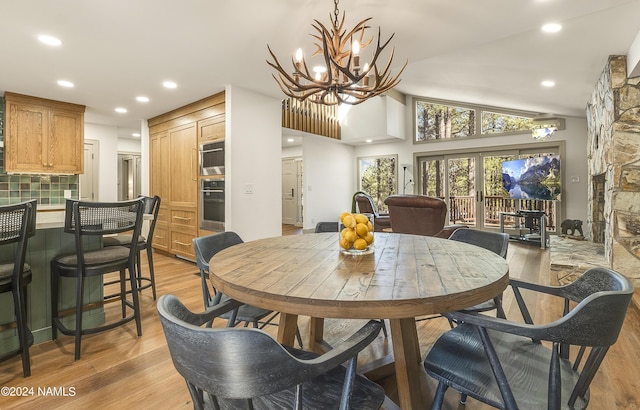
[384,194,465,238]
[353,192,392,232]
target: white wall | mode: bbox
[340,95,406,143]
[302,134,355,230]
[117,138,141,153]
[84,122,119,202]
[226,85,282,241]
[282,145,303,158]
[140,119,149,196]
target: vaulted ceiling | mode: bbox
[1,0,639,140]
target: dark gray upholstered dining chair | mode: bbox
[51,198,145,360]
[103,195,161,299]
[193,232,303,347]
[314,221,339,233]
[424,267,633,409]
[158,294,386,410]
[0,200,37,377]
[448,228,509,318]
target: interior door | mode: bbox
[80,140,98,201]
[282,159,297,225]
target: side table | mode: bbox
[499,211,548,249]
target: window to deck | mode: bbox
[417,147,562,233]
[358,155,398,213]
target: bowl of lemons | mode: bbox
[339,212,374,255]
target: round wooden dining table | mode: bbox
[209,232,509,409]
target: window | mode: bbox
[415,101,475,141]
[482,111,534,134]
[414,98,536,143]
[358,155,397,212]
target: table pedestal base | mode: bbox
[298,317,427,409]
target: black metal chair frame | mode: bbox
[424,267,634,409]
[448,228,509,319]
[157,294,386,410]
[104,195,161,300]
[51,198,145,360]
[0,200,37,377]
[193,232,304,347]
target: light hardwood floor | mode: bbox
[1,234,639,409]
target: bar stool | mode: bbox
[103,195,160,299]
[51,198,145,360]
[0,199,37,377]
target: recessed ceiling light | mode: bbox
[57,80,74,88]
[136,96,150,102]
[541,23,562,33]
[115,107,128,113]
[132,133,141,137]
[287,138,294,142]
[163,81,177,89]
[541,80,556,87]
[365,139,373,143]
[38,34,62,46]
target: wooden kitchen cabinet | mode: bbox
[197,112,225,143]
[169,123,198,206]
[4,92,85,174]
[148,91,224,259]
[150,130,171,253]
[169,206,197,259]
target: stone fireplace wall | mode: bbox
[586,55,640,286]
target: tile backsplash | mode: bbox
[0,171,79,206]
[0,96,79,206]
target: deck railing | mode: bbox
[281,97,341,140]
[446,195,556,231]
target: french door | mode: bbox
[418,149,559,231]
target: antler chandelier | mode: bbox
[267,0,407,106]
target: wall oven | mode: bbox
[199,141,224,176]
[200,178,225,231]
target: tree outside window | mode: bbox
[415,99,536,142]
[358,155,397,212]
[416,101,475,141]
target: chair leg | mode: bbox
[460,392,468,405]
[200,269,213,309]
[50,265,59,340]
[13,284,31,377]
[495,296,506,319]
[136,249,143,291]
[120,270,127,318]
[379,319,388,338]
[432,382,448,409]
[295,327,304,349]
[226,309,239,328]
[128,263,142,337]
[74,273,85,361]
[145,246,157,300]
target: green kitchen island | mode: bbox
[0,209,103,355]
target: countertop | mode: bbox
[36,209,65,229]
[35,207,153,230]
